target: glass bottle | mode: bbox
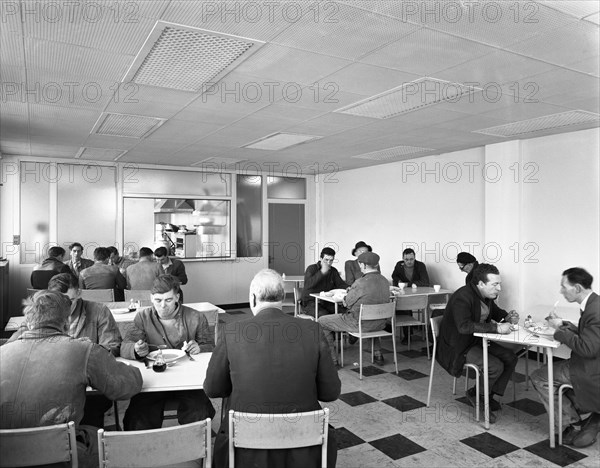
[152,349,167,372]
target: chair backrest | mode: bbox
[124,289,151,302]
[0,421,78,467]
[80,289,114,302]
[98,419,211,468]
[229,408,329,468]
[430,316,443,346]
[359,302,396,321]
[394,295,428,311]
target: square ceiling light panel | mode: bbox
[91,112,167,138]
[123,21,265,92]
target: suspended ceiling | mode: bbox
[1,0,599,173]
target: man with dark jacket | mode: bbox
[154,246,188,302]
[0,290,141,467]
[301,247,348,316]
[392,248,431,287]
[30,246,72,289]
[531,267,600,448]
[66,242,94,279]
[205,269,341,468]
[437,263,517,423]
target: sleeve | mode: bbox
[193,312,214,352]
[96,305,122,357]
[86,344,143,400]
[489,302,509,323]
[453,294,498,335]
[333,268,349,289]
[415,263,431,287]
[316,325,341,402]
[391,262,403,286]
[79,275,86,289]
[345,261,356,286]
[115,270,127,290]
[303,264,324,291]
[344,282,361,310]
[554,306,600,358]
[175,262,188,285]
[120,313,148,360]
[203,338,232,398]
[124,268,131,289]
[60,264,71,275]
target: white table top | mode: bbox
[310,292,345,304]
[474,327,560,349]
[283,275,304,283]
[392,287,452,297]
[117,353,211,392]
[109,302,225,323]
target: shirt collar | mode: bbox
[580,291,593,312]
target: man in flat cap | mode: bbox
[319,251,390,366]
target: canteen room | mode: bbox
[1,1,599,467]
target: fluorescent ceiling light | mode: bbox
[243,133,323,150]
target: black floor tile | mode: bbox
[460,432,519,458]
[395,368,428,381]
[456,396,471,407]
[507,398,547,416]
[339,391,378,407]
[512,371,527,383]
[382,395,426,412]
[225,310,246,315]
[524,439,588,467]
[369,433,426,460]
[333,427,366,450]
[350,365,387,377]
[398,350,423,358]
[420,345,433,356]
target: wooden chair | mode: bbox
[340,302,398,379]
[124,289,151,302]
[228,409,329,468]
[427,316,480,421]
[394,295,429,356]
[98,419,211,468]
[80,289,114,302]
[0,421,78,467]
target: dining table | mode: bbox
[310,291,346,319]
[392,286,452,359]
[474,327,561,447]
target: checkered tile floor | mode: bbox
[106,308,599,468]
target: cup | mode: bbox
[412,284,418,289]
[398,282,406,290]
[433,285,441,292]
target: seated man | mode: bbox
[79,246,127,300]
[107,246,136,276]
[66,242,94,279]
[344,241,380,285]
[437,264,518,423]
[301,247,348,317]
[125,247,162,290]
[154,246,188,302]
[0,290,142,467]
[320,252,390,366]
[457,252,479,285]
[30,245,72,289]
[392,248,431,287]
[204,269,341,468]
[8,273,122,428]
[531,267,600,448]
[122,275,215,430]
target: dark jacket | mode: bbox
[301,262,348,306]
[392,260,431,287]
[554,292,600,413]
[437,283,508,377]
[66,258,94,278]
[30,257,72,289]
[344,259,380,286]
[204,307,341,468]
[162,258,188,285]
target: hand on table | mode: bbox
[547,317,563,329]
[183,340,200,355]
[134,339,149,357]
[496,323,513,334]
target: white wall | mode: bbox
[320,128,600,321]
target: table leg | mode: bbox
[482,338,490,430]
[314,298,319,320]
[547,348,555,448]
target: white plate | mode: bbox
[329,289,347,295]
[112,308,134,315]
[526,326,555,337]
[147,349,186,363]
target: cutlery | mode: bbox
[185,350,195,361]
[143,358,152,369]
